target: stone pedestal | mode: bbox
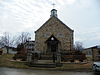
[27,52,32,62]
[56,52,61,64]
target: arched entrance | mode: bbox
[46,35,59,52]
[45,35,60,63]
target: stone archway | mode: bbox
[46,35,59,52]
[45,35,60,63]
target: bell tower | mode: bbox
[50,3,57,17]
[50,9,58,17]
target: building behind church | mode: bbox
[83,45,100,61]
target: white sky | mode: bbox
[0,0,100,48]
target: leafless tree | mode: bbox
[0,32,15,53]
[74,41,84,51]
[15,32,31,45]
[0,32,31,53]
[0,38,4,48]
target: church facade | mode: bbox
[34,9,74,54]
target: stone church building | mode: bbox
[34,9,74,54]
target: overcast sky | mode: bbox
[0,0,100,48]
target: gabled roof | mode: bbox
[35,16,74,33]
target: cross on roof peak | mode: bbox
[52,3,55,9]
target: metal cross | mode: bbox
[52,3,55,9]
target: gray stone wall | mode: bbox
[35,17,73,52]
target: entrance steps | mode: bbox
[37,60,53,63]
[28,60,63,68]
[29,63,57,68]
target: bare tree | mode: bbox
[0,32,15,53]
[74,41,84,51]
[0,38,4,48]
[0,32,31,53]
[15,32,31,45]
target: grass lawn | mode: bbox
[0,54,29,69]
[0,54,92,71]
[58,63,92,71]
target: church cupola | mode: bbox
[50,9,57,17]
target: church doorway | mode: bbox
[46,35,59,52]
[45,35,60,63]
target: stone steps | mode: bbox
[29,63,63,68]
[29,63,57,68]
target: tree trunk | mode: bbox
[7,48,9,54]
